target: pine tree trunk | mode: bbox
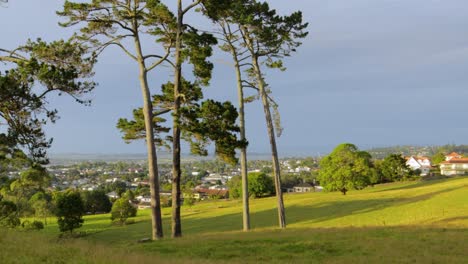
[252,55,286,229]
[171,0,183,238]
[222,21,251,231]
[134,29,163,240]
[234,57,250,231]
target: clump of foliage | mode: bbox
[0,39,95,164]
[431,152,446,165]
[110,197,137,225]
[318,143,375,195]
[182,181,196,208]
[55,190,85,234]
[21,220,44,230]
[379,154,415,182]
[160,196,172,208]
[229,172,275,198]
[0,200,20,228]
[81,190,112,214]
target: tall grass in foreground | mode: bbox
[1,226,466,263]
[0,228,212,264]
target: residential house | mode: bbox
[194,188,229,200]
[293,183,314,193]
[406,156,431,176]
[136,195,151,203]
[208,185,228,190]
[440,157,468,176]
[202,173,229,184]
[294,166,311,173]
[106,191,119,199]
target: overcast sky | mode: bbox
[2,0,468,156]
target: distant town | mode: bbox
[4,145,466,210]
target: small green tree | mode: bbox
[281,174,302,189]
[110,197,137,225]
[380,154,413,182]
[228,172,274,198]
[431,152,446,165]
[0,200,20,228]
[55,191,84,234]
[29,191,53,225]
[227,176,242,199]
[81,190,112,215]
[248,172,275,198]
[318,143,374,195]
[183,193,196,208]
[182,181,196,208]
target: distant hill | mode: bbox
[48,152,273,165]
[365,144,468,159]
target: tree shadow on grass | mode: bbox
[180,185,464,234]
[139,226,468,264]
[373,178,461,193]
[431,215,468,224]
[84,185,464,243]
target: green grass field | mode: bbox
[1,177,467,263]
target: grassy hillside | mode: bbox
[1,177,467,263]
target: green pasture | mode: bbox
[1,177,467,263]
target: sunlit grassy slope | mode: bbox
[2,177,467,263]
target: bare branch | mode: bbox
[239,63,252,67]
[97,41,137,61]
[154,108,171,116]
[0,47,27,59]
[0,56,23,63]
[146,43,174,71]
[242,80,258,90]
[182,0,202,15]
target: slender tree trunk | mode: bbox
[252,55,286,229]
[221,20,251,231]
[171,0,183,238]
[134,29,163,240]
[234,55,250,231]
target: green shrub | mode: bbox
[228,172,275,198]
[0,200,20,228]
[161,196,172,207]
[110,198,137,225]
[22,220,44,230]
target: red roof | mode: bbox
[446,152,462,157]
[440,158,468,164]
[196,188,229,197]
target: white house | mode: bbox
[106,191,119,199]
[440,153,468,175]
[294,166,311,173]
[136,195,151,203]
[293,183,314,193]
[406,156,431,176]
